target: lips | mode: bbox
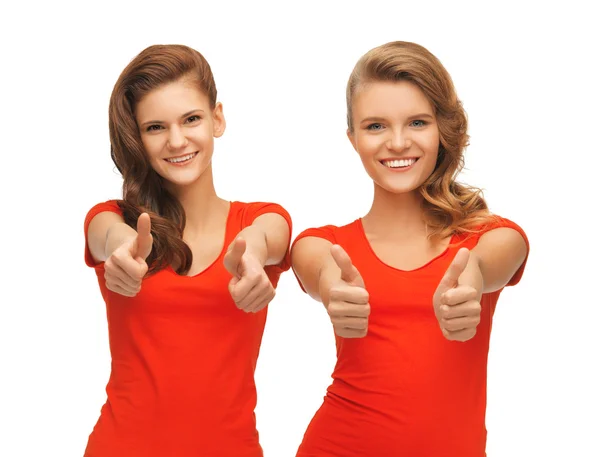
[164,152,198,164]
[380,157,419,169]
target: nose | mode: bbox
[167,126,188,150]
[387,128,412,152]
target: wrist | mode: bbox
[237,227,268,267]
[105,223,137,258]
[458,252,484,294]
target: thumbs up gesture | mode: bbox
[433,248,482,342]
[224,238,275,313]
[327,245,370,338]
[104,213,153,297]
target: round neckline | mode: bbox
[356,218,457,273]
[167,201,235,278]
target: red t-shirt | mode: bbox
[293,217,528,457]
[83,200,292,457]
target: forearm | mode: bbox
[105,223,137,259]
[291,237,339,305]
[458,252,484,296]
[237,225,269,267]
[317,261,342,307]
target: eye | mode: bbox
[146,124,163,132]
[366,123,384,131]
[410,120,427,127]
[185,115,201,124]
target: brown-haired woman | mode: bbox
[83,44,292,457]
[291,41,529,456]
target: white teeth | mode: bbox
[382,158,416,168]
[166,153,195,163]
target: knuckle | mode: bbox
[358,289,369,303]
[329,287,342,300]
[440,305,451,319]
[328,302,343,316]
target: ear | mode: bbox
[347,128,358,153]
[212,102,226,138]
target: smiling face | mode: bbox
[135,77,225,190]
[347,80,440,195]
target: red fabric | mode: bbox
[83,200,291,457]
[293,217,528,457]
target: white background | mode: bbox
[1,1,599,456]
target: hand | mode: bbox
[433,248,482,342]
[104,213,153,297]
[224,238,275,313]
[327,244,370,338]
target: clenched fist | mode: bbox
[104,213,153,297]
[326,245,370,338]
[224,238,275,313]
[433,248,482,342]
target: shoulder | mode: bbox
[231,200,292,229]
[293,219,360,247]
[456,215,528,246]
[84,200,123,229]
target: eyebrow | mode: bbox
[140,109,204,128]
[360,113,435,124]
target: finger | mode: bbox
[115,252,147,281]
[331,245,361,284]
[438,248,470,292]
[329,284,369,306]
[105,280,137,297]
[135,213,153,260]
[335,327,368,338]
[442,327,477,342]
[229,275,257,306]
[224,238,246,277]
[442,285,478,306]
[327,301,371,318]
[439,300,481,320]
[106,262,141,289]
[441,315,480,332]
[235,282,266,310]
[106,276,140,295]
[332,316,369,330]
[246,288,275,313]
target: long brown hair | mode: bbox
[109,44,217,274]
[347,41,497,240]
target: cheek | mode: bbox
[141,136,163,158]
[355,135,380,157]
[426,128,440,153]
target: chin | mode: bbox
[376,180,423,196]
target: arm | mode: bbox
[87,211,153,297]
[461,227,528,293]
[223,212,290,313]
[87,211,137,263]
[291,236,341,306]
[236,213,291,267]
[292,237,370,338]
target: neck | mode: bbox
[166,164,227,230]
[363,183,427,237]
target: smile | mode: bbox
[380,157,419,169]
[164,152,198,164]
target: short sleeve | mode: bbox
[474,217,529,287]
[242,202,293,276]
[83,200,123,268]
[291,225,338,250]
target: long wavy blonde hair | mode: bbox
[347,41,498,240]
